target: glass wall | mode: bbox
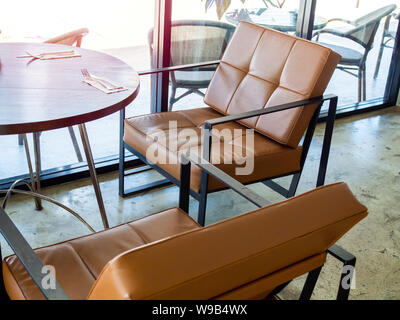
[169,0,301,111]
[0,0,154,181]
[313,0,399,108]
[0,0,399,185]
[169,0,400,114]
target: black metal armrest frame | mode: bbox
[0,207,69,300]
[180,154,356,300]
[0,185,100,300]
[137,60,221,76]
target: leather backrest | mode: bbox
[87,182,367,300]
[204,21,341,148]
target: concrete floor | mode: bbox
[0,106,399,299]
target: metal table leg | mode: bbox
[32,133,43,210]
[78,123,110,229]
[22,134,42,210]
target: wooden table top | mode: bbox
[0,42,140,135]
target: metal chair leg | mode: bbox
[362,67,366,101]
[316,96,337,187]
[168,86,177,112]
[179,161,191,213]
[197,171,209,226]
[287,172,301,198]
[374,15,391,79]
[299,266,322,300]
[374,42,385,79]
[328,244,356,300]
[357,68,362,102]
[18,134,24,146]
[67,126,83,162]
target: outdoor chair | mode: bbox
[18,28,90,166]
[312,4,396,101]
[15,28,89,210]
[374,10,399,79]
[148,20,235,111]
[0,156,367,300]
[120,21,341,226]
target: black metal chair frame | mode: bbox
[0,154,356,300]
[119,71,338,227]
[374,12,399,79]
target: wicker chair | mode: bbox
[18,28,89,164]
[373,10,399,79]
[313,4,396,102]
[148,20,235,111]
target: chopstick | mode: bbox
[17,50,76,58]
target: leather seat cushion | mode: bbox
[87,182,367,300]
[123,107,302,193]
[2,208,200,300]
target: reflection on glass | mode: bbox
[166,21,235,111]
[0,1,154,181]
[312,0,398,107]
[170,0,300,111]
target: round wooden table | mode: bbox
[0,42,140,229]
[225,8,327,33]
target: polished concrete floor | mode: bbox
[0,106,399,300]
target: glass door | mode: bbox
[0,0,155,182]
[168,0,302,111]
[312,0,399,110]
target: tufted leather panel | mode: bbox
[204,21,341,147]
[87,182,367,300]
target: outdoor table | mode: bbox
[0,42,140,229]
[225,8,327,33]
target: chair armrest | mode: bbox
[312,26,369,49]
[327,243,357,300]
[328,243,356,263]
[138,60,221,76]
[326,18,355,26]
[44,28,89,46]
[0,207,69,300]
[313,28,349,38]
[180,154,270,208]
[203,94,336,129]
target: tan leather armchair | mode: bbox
[120,21,341,226]
[0,157,367,300]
